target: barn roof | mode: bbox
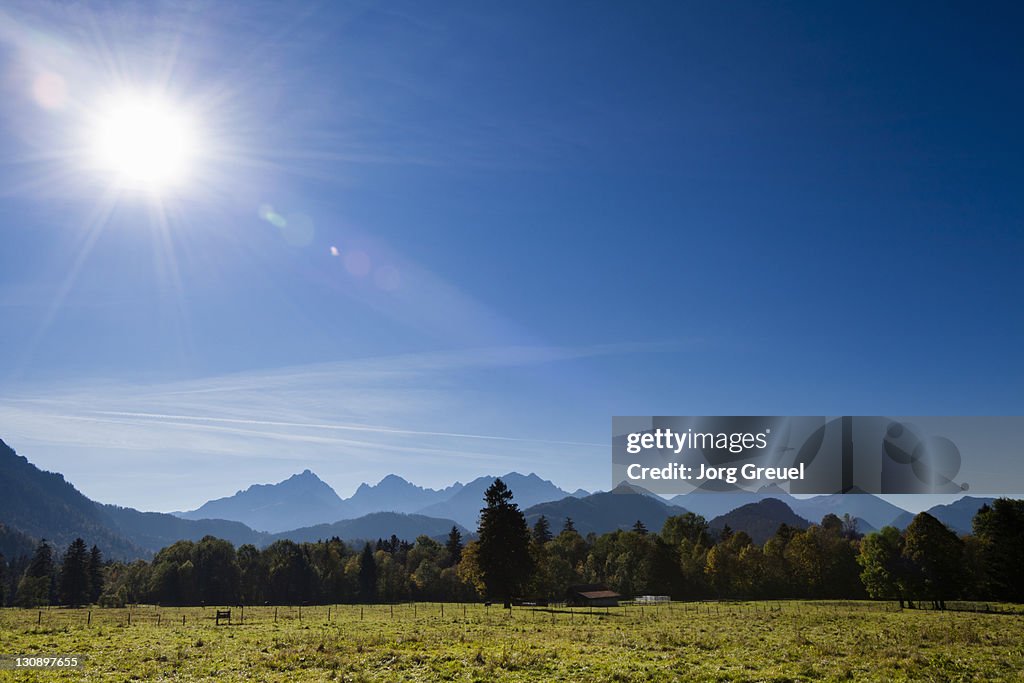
[577,590,621,600]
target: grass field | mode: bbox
[2,601,1023,681]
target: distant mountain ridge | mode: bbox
[177,469,350,533]
[891,496,996,535]
[418,473,575,528]
[344,475,464,518]
[2,435,1011,568]
[177,470,576,531]
[0,441,482,561]
[673,485,910,530]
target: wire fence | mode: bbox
[3,599,1018,631]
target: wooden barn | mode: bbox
[565,584,622,607]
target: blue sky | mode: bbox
[0,2,1021,512]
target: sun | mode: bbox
[88,92,199,193]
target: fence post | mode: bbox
[158,614,161,626]
[37,610,42,625]
[274,607,277,623]
[391,604,394,619]
[327,607,330,622]
[182,615,185,626]
[87,610,92,626]
[441,604,444,618]
[127,610,131,626]
[360,607,363,621]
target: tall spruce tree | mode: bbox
[18,540,55,606]
[532,516,552,544]
[477,479,533,608]
[88,546,104,604]
[59,538,90,606]
[358,543,377,602]
[445,526,463,566]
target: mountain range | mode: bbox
[0,439,465,560]
[672,484,911,531]
[0,436,1007,564]
[176,470,578,530]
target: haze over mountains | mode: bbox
[176,470,577,530]
[0,437,1004,564]
[672,484,910,531]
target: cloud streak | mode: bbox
[0,343,666,509]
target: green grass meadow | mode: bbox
[2,601,1023,682]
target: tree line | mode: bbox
[2,481,1022,608]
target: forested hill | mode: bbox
[709,498,811,544]
[266,512,466,544]
[0,522,36,560]
[0,440,468,560]
[0,438,143,559]
[522,485,689,536]
[100,504,271,551]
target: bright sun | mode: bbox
[89,93,198,193]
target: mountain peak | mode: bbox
[280,470,333,489]
[180,469,347,533]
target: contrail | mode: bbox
[90,410,605,448]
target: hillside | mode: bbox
[0,439,143,559]
[269,512,466,545]
[670,484,800,521]
[101,504,270,551]
[709,498,811,544]
[523,486,689,537]
[0,522,37,560]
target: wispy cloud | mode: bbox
[0,343,665,509]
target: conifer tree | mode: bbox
[59,538,90,606]
[445,526,463,566]
[358,543,377,602]
[477,479,533,608]
[88,546,104,604]
[532,516,553,544]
